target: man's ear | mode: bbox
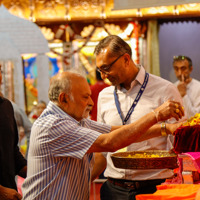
[190,66,193,73]
[124,53,130,65]
[59,93,68,104]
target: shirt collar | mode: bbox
[132,65,146,85]
[117,65,146,92]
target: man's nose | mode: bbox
[101,72,108,79]
[177,69,182,76]
[89,96,94,106]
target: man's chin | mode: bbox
[83,112,90,119]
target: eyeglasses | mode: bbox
[96,53,125,74]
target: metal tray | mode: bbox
[111,150,178,169]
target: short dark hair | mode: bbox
[173,55,193,68]
[94,35,132,57]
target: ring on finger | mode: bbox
[176,108,179,113]
[175,103,179,108]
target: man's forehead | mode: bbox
[173,60,189,67]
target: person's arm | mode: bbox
[131,121,183,143]
[0,185,22,200]
[87,100,184,153]
[91,121,183,181]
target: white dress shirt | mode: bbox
[174,78,200,119]
[97,66,185,181]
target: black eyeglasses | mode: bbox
[96,53,125,75]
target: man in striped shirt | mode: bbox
[22,71,184,200]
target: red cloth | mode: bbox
[173,125,200,153]
[90,81,109,121]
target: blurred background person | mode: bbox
[0,65,31,158]
[0,64,27,200]
[11,101,32,158]
[173,55,200,119]
[29,100,47,123]
[36,100,47,117]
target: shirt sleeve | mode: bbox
[183,93,200,119]
[47,118,104,159]
[83,118,111,133]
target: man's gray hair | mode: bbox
[48,69,86,102]
[48,75,71,102]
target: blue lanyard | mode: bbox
[114,72,149,125]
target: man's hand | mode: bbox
[166,121,185,135]
[0,185,22,200]
[177,74,190,97]
[154,100,184,122]
[177,82,187,97]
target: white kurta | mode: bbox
[174,78,200,119]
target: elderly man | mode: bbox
[94,35,186,200]
[22,71,184,200]
[173,55,200,119]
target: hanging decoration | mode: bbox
[79,52,96,81]
[52,20,137,56]
[51,20,139,76]
[4,1,200,22]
